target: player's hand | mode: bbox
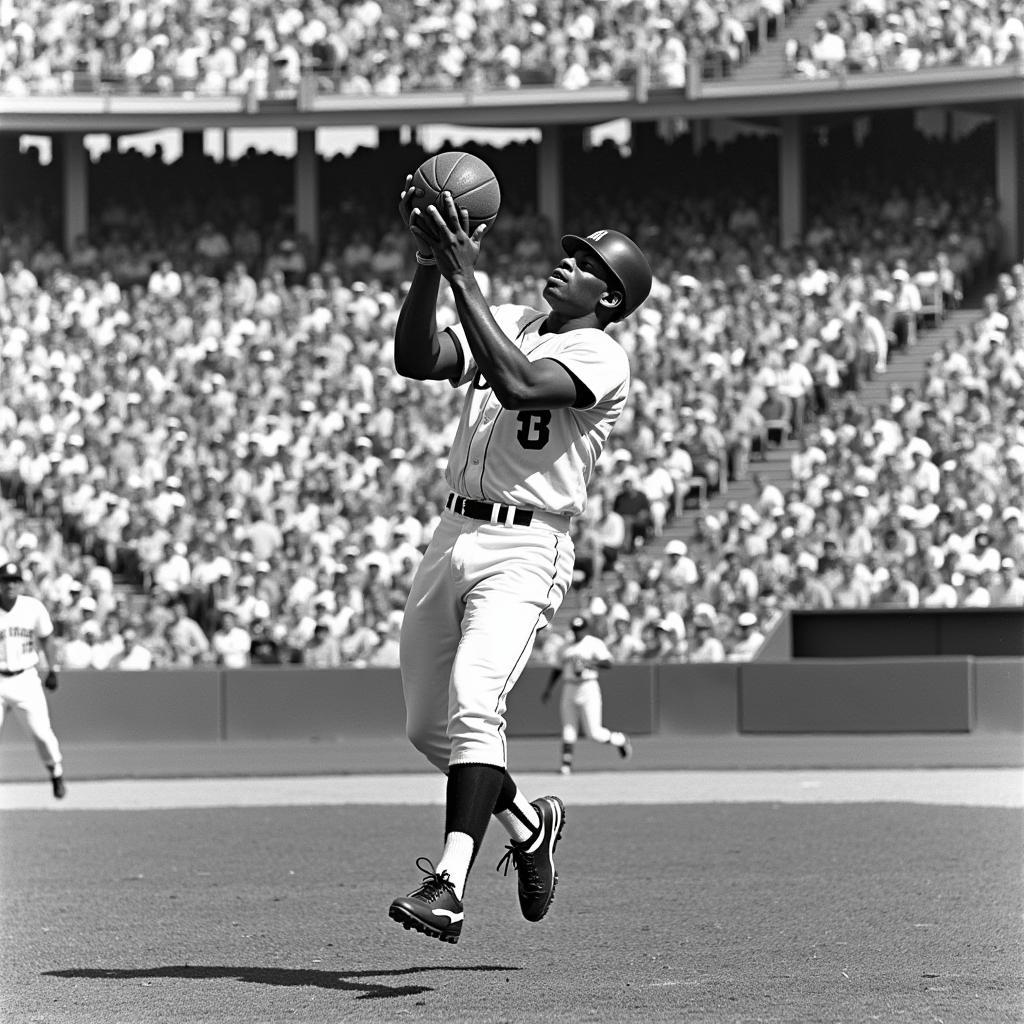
[398,173,422,230]
[43,669,59,691]
[410,191,487,282]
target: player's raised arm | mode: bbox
[413,193,580,411]
[393,174,463,382]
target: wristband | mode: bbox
[415,251,437,267]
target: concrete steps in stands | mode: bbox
[718,0,830,82]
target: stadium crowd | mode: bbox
[0,0,781,98]
[1,129,1022,669]
[786,0,1024,77]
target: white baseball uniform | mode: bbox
[400,304,630,770]
[0,594,63,769]
[555,633,618,744]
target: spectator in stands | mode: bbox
[304,621,341,667]
[612,476,653,552]
[809,19,847,73]
[113,627,156,670]
[639,454,676,538]
[991,558,1024,605]
[890,267,923,352]
[249,619,283,664]
[959,567,993,606]
[212,610,251,667]
[688,611,726,662]
[728,611,766,660]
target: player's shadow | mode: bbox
[46,964,519,1000]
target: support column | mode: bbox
[294,129,319,257]
[778,115,804,250]
[995,103,1022,264]
[61,132,88,254]
[538,125,564,243]
[182,130,203,161]
[691,118,708,156]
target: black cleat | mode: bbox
[618,735,633,760]
[389,858,464,944]
[51,776,66,800]
[497,795,565,922]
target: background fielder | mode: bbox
[0,561,65,799]
[543,614,632,774]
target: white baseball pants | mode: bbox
[559,679,614,744]
[0,668,63,769]
[400,509,574,772]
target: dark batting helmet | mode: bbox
[561,229,653,321]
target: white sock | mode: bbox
[494,790,541,845]
[608,732,626,748]
[436,831,475,900]
[48,764,63,778]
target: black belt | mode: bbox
[0,668,25,676]
[447,492,533,526]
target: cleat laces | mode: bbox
[496,842,543,895]
[410,857,456,900]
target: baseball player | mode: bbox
[386,178,651,944]
[0,562,65,798]
[541,615,632,774]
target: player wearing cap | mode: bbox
[0,562,66,798]
[386,179,652,943]
[541,615,632,774]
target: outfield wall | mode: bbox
[11,610,1021,752]
[21,656,1023,746]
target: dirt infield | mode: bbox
[2,798,1022,1024]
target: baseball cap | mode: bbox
[570,616,587,630]
[0,562,22,581]
[737,612,758,628]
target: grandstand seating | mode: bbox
[0,0,790,98]
[1,121,1021,667]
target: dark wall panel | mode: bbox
[655,663,740,734]
[49,670,222,742]
[974,659,1024,733]
[740,659,974,733]
[792,610,1024,658]
[224,668,405,740]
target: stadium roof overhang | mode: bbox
[0,65,1021,134]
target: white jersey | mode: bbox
[445,304,631,516]
[558,634,612,683]
[0,595,53,673]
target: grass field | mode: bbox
[2,783,1022,1024]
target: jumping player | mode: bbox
[0,562,66,798]
[542,615,632,774]
[387,177,651,944]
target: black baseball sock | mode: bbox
[435,763,506,897]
